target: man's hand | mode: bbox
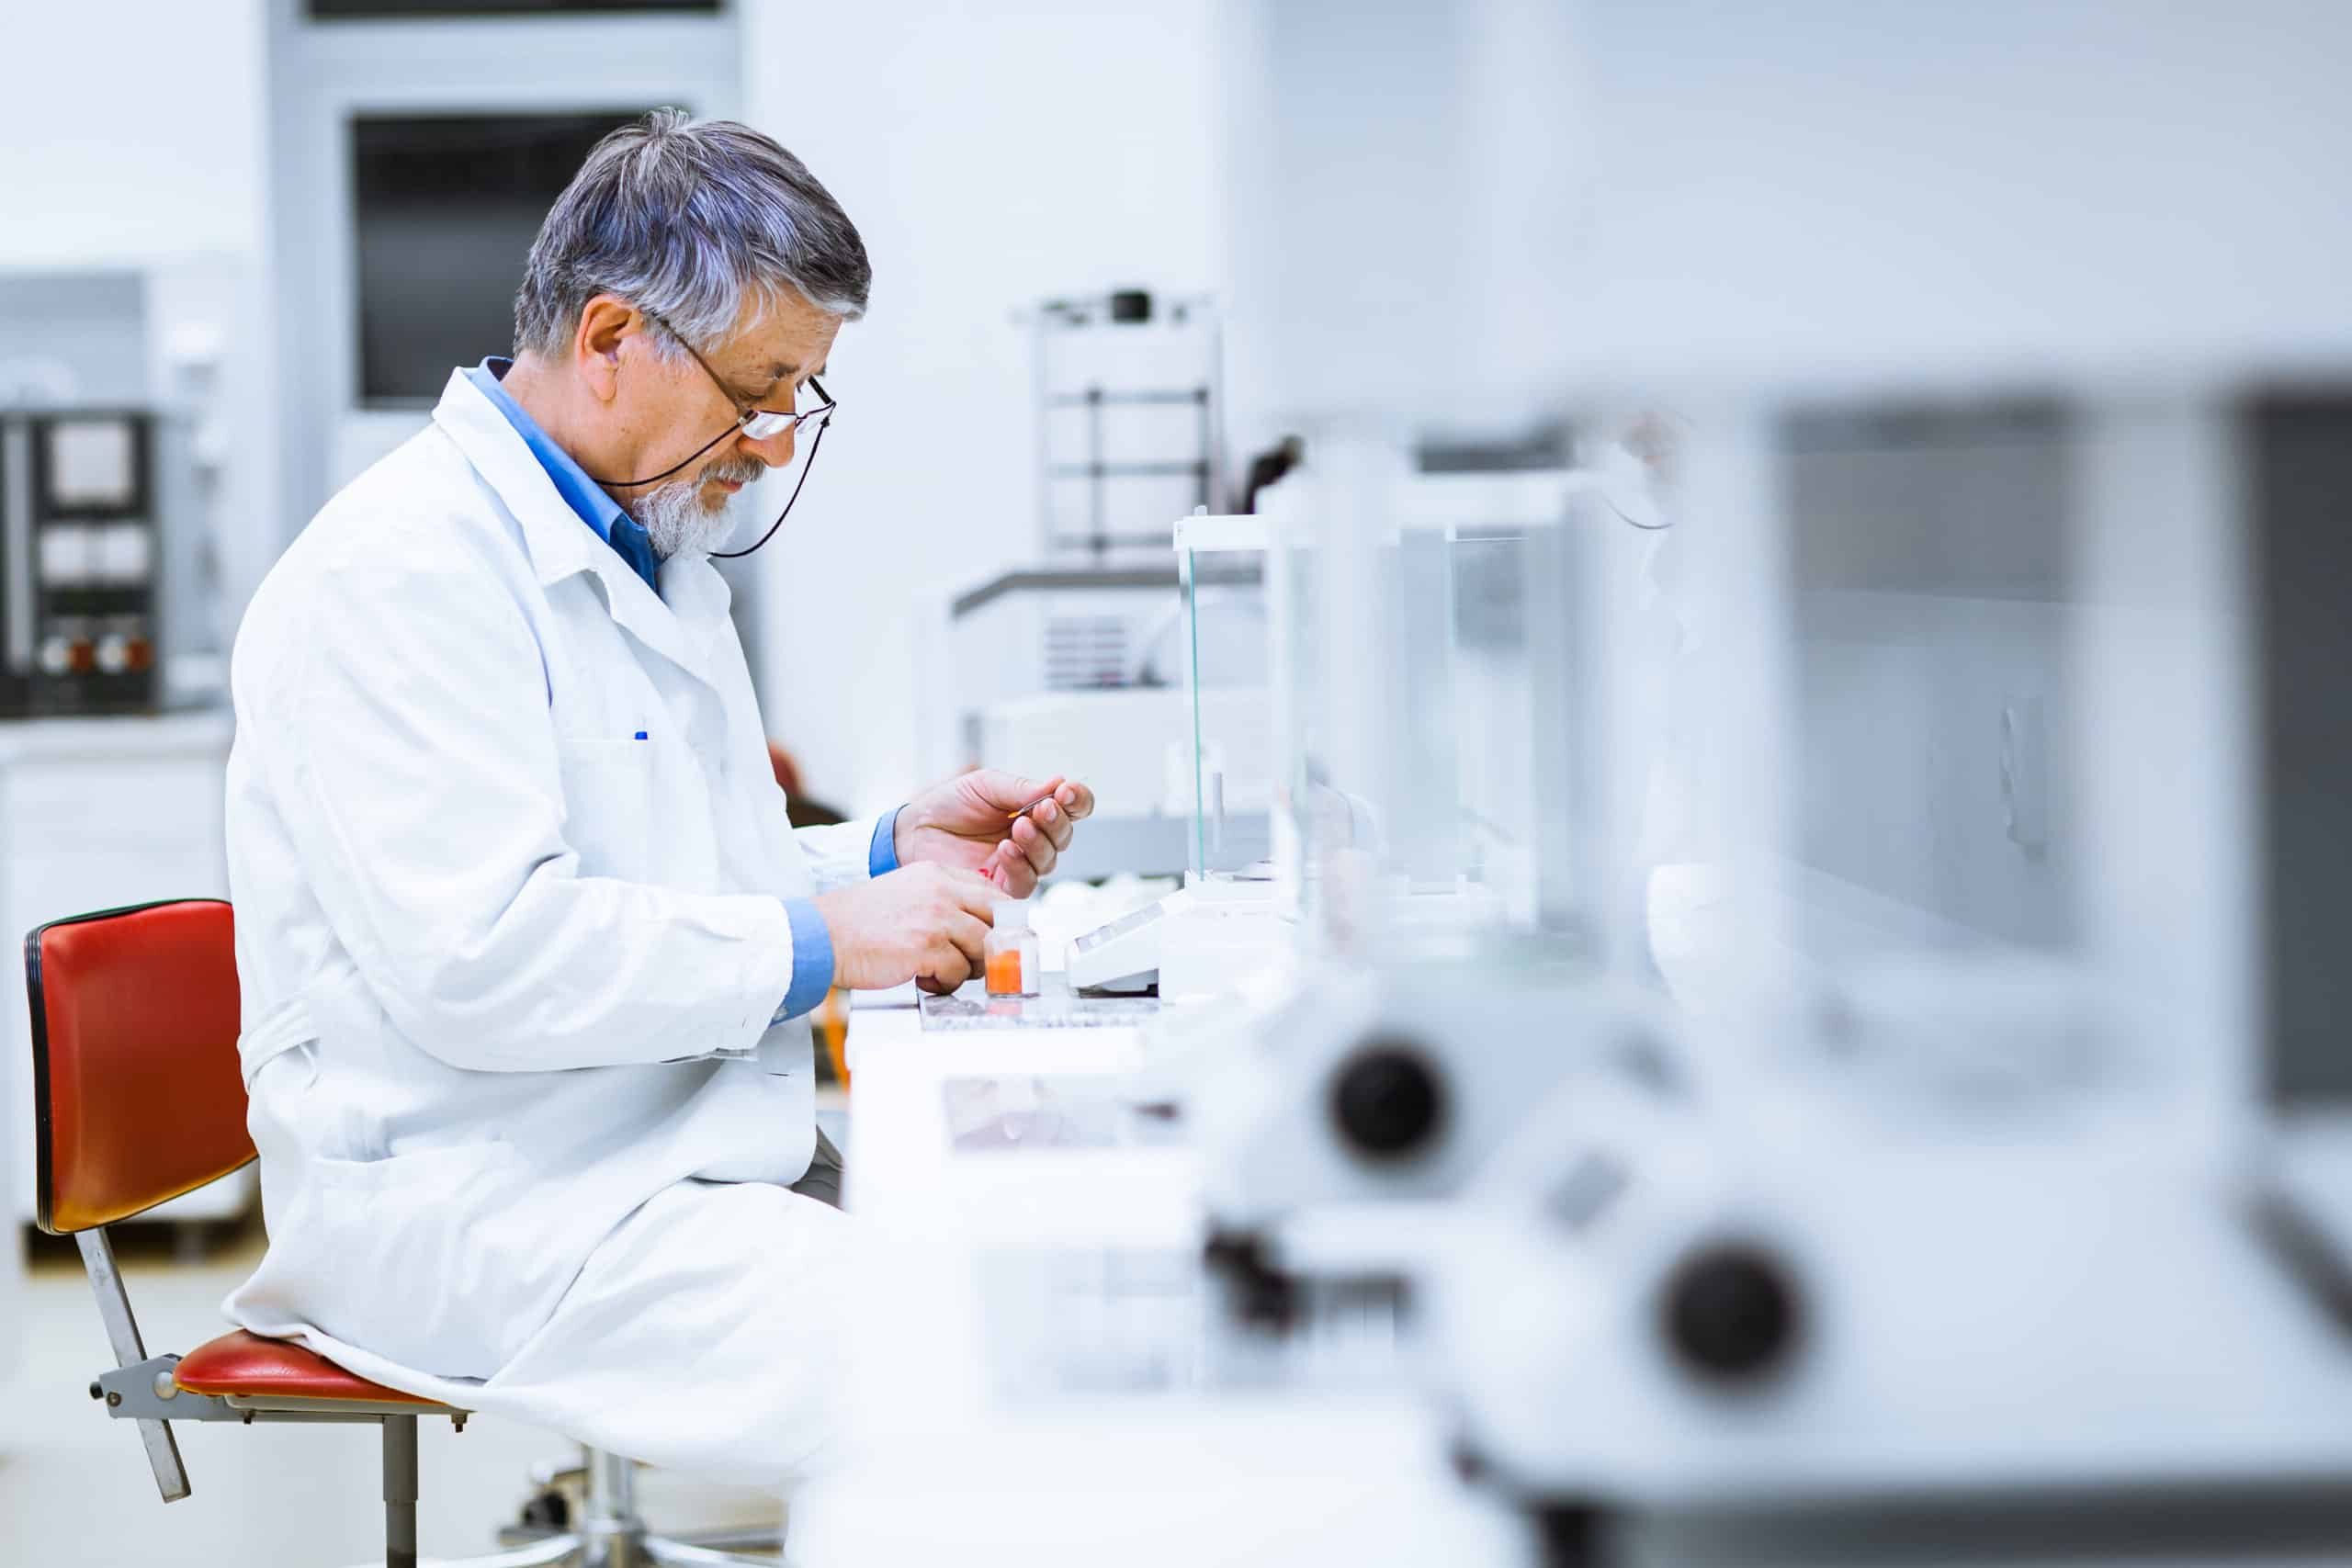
[812,863,1000,993]
[895,771,1097,897]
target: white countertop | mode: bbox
[841,990,1167,1226]
[809,993,1513,1566]
[0,707,232,761]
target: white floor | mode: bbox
[0,1215,786,1566]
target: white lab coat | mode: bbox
[221,368,878,1483]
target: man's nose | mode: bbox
[739,424,796,468]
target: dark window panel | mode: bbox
[352,110,657,406]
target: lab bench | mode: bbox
[797,985,1519,1568]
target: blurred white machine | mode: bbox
[1065,875,1284,999]
[820,5,2352,1565]
[1202,1,2352,1561]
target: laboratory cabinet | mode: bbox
[0,712,245,1248]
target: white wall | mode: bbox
[1569,0,2352,395]
[741,1,1226,813]
[0,1,267,270]
[0,0,279,652]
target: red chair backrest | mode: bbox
[24,898,251,1235]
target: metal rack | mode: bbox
[1025,289,1224,559]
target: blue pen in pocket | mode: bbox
[633,730,648,740]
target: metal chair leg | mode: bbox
[577,1445,637,1565]
[385,1415,420,1568]
[334,1417,590,1567]
[75,1229,191,1504]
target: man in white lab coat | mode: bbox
[220,110,1091,1483]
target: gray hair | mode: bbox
[514,108,870,358]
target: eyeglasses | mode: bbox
[589,308,840,560]
[657,309,834,439]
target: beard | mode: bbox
[630,456,766,560]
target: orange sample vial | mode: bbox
[983,900,1039,997]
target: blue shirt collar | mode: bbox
[464,357,662,596]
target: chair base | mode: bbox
[343,1442,781,1567]
[455,1526,784,1566]
[352,1532,777,1567]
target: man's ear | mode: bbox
[574,295,639,404]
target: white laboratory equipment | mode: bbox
[819,5,2352,1564]
[1067,467,1649,1000]
[1062,513,1286,998]
[1064,875,1282,999]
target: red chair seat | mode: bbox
[173,1330,451,1408]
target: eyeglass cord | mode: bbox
[711,412,831,559]
[584,404,834,561]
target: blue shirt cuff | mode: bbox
[773,897,836,1022]
[869,805,905,878]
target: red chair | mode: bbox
[26,898,473,1568]
[28,897,786,1567]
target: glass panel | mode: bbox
[1177,520,1272,882]
[1740,397,2123,1103]
[1266,449,1608,962]
[1782,401,2080,964]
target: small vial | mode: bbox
[984,899,1039,997]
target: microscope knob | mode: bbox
[1329,1041,1446,1161]
[1661,1242,1801,1383]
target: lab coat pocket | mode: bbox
[555,737,654,883]
[310,1139,570,1380]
